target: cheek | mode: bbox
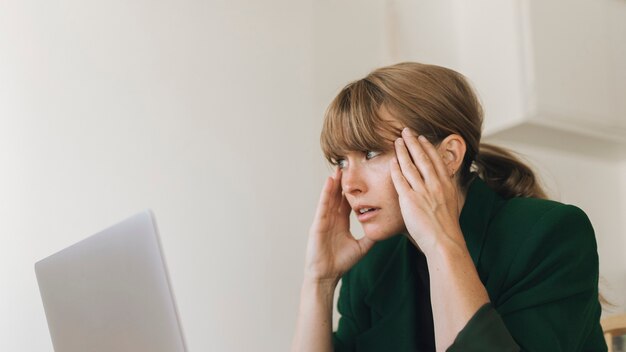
[370,159,400,203]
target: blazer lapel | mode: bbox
[358,235,427,351]
[362,234,415,318]
[459,174,506,268]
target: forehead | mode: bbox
[321,97,409,162]
[337,107,404,155]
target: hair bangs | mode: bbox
[320,79,400,165]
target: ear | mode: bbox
[437,134,466,177]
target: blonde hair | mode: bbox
[321,61,546,199]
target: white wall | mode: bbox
[2,1,623,351]
[1,1,323,350]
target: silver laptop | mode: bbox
[35,210,187,352]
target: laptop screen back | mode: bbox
[35,210,186,352]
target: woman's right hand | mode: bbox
[304,167,376,287]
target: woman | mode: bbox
[291,62,607,351]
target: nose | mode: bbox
[341,164,366,195]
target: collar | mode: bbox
[363,174,505,317]
[459,173,506,267]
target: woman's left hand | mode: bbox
[389,127,466,255]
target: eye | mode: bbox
[365,150,381,160]
[336,158,347,169]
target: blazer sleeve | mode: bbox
[448,204,607,352]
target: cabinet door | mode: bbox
[528,0,626,130]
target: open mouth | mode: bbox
[356,208,380,221]
[358,208,378,214]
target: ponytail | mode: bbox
[472,143,547,200]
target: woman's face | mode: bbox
[338,148,407,241]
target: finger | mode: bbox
[389,156,412,194]
[335,169,352,216]
[417,134,450,181]
[401,128,438,187]
[314,167,342,219]
[313,175,335,222]
[338,191,352,216]
[394,137,425,190]
[330,165,341,181]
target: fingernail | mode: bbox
[418,135,428,143]
[402,127,410,135]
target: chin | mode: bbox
[362,223,403,242]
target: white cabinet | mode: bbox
[385,0,626,148]
[523,0,626,141]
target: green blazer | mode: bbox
[332,174,607,351]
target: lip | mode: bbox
[354,206,380,222]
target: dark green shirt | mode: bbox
[332,174,607,351]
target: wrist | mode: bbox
[422,231,468,261]
[302,275,339,292]
[300,278,337,309]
